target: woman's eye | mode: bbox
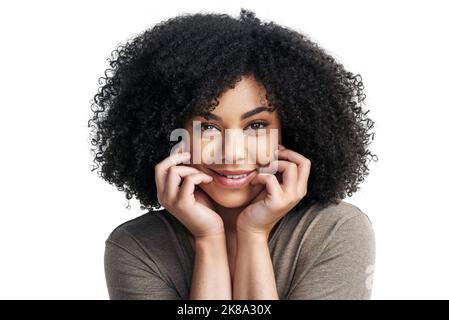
[248,122,266,130]
[199,121,267,133]
[201,123,220,131]
[246,121,268,131]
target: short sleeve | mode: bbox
[288,212,376,300]
[104,227,181,300]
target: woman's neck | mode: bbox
[212,202,246,234]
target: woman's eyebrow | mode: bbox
[200,106,270,121]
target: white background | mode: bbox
[1,0,448,299]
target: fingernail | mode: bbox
[176,140,186,153]
[180,152,191,163]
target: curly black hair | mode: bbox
[88,8,378,212]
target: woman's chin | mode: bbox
[202,186,263,209]
[214,197,250,209]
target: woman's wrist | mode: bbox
[236,227,270,244]
[190,230,232,300]
[233,224,279,300]
[194,232,227,249]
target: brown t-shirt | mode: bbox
[104,199,376,299]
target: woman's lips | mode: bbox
[208,168,257,188]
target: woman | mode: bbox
[89,9,377,299]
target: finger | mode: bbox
[278,144,287,151]
[155,152,191,193]
[165,166,202,200]
[275,149,311,185]
[179,172,213,201]
[250,173,282,197]
[262,160,298,191]
[172,139,188,154]
[297,158,311,188]
[272,144,286,161]
[258,160,279,175]
[259,160,297,191]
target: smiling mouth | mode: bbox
[207,168,257,188]
[209,169,255,178]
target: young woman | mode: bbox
[89,9,377,299]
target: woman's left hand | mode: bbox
[236,145,312,237]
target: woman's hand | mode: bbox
[155,149,225,239]
[236,145,312,237]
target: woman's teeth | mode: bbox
[218,173,249,179]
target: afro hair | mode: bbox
[88,8,378,212]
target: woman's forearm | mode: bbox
[189,234,232,299]
[233,230,279,299]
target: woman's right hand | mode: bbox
[154,150,225,239]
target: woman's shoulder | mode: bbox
[290,199,373,233]
[280,200,376,299]
[105,209,182,253]
[104,210,191,299]
[279,199,375,261]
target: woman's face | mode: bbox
[182,75,282,209]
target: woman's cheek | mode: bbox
[201,136,222,164]
[190,134,219,165]
[248,132,279,166]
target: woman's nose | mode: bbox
[223,129,247,165]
